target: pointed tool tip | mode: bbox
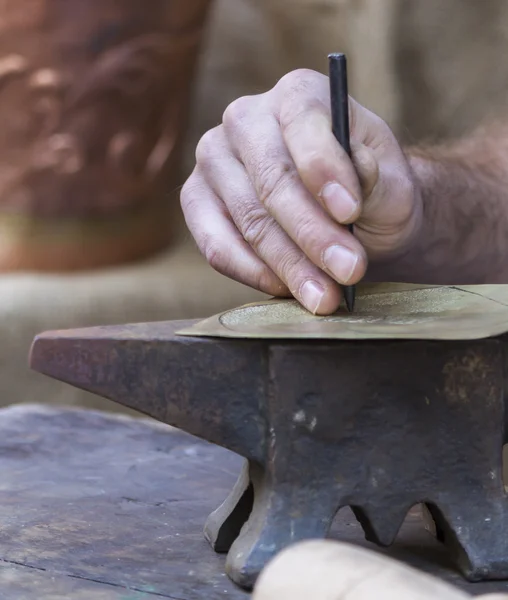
[344,287,356,313]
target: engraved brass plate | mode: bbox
[177,284,508,340]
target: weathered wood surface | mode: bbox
[0,405,506,599]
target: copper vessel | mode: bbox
[0,0,211,270]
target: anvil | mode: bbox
[29,319,508,590]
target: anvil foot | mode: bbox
[426,500,508,581]
[220,462,342,589]
[208,474,508,589]
[30,320,508,591]
[204,461,254,553]
[204,461,411,589]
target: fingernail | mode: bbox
[300,280,325,314]
[320,182,358,222]
[323,245,358,284]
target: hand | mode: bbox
[181,69,422,315]
[253,540,497,599]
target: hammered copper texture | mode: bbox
[0,0,211,270]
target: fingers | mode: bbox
[271,70,385,223]
[195,126,342,315]
[270,69,415,260]
[181,168,288,297]
[222,99,367,290]
[278,92,363,225]
[184,68,402,313]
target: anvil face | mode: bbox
[30,320,508,590]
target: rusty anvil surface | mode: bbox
[29,319,508,590]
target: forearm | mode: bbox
[368,126,508,284]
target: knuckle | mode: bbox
[256,160,294,208]
[279,97,328,137]
[277,249,308,286]
[223,95,255,129]
[255,267,282,296]
[241,208,272,249]
[292,214,319,249]
[277,69,319,96]
[201,233,230,273]
[276,71,328,133]
[195,127,222,165]
[297,149,325,177]
[180,176,200,213]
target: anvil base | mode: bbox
[30,320,508,590]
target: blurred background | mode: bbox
[1,0,508,412]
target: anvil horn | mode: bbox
[29,320,266,462]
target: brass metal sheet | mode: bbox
[176,284,508,341]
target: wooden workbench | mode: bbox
[0,404,506,599]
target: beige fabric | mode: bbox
[185,0,401,171]
[2,239,264,411]
[186,0,508,176]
